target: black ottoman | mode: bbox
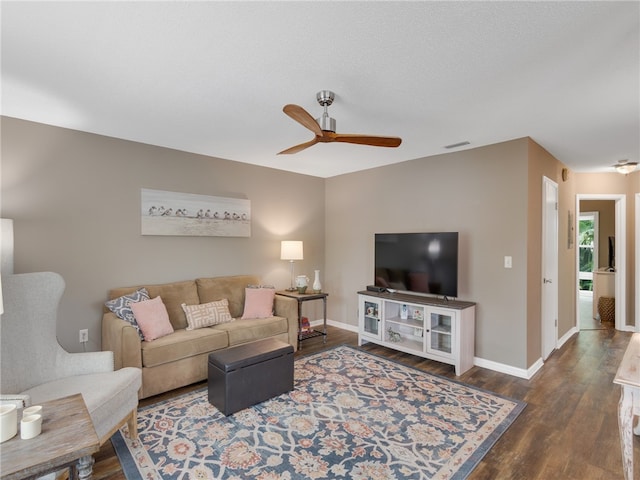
[208,338,294,416]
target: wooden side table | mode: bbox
[0,393,100,480]
[276,291,328,349]
[613,333,640,480]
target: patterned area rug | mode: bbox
[112,345,525,479]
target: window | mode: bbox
[578,212,598,290]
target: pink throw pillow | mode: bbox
[130,296,174,341]
[242,287,275,319]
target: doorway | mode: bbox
[578,211,603,330]
[576,195,627,331]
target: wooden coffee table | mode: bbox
[0,393,99,480]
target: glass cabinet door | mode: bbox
[363,300,380,338]
[427,309,454,357]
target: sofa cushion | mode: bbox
[131,296,174,341]
[196,275,260,318]
[109,280,199,331]
[182,299,234,330]
[141,328,229,368]
[212,316,288,347]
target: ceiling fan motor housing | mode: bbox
[317,114,336,132]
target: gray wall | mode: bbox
[1,117,325,352]
[325,139,531,368]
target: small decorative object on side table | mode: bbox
[295,275,309,294]
[276,290,328,349]
[312,270,322,293]
[300,316,311,333]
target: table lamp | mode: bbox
[281,241,303,291]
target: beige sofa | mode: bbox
[102,275,298,399]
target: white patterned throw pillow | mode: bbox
[181,299,234,330]
[104,288,150,339]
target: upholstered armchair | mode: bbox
[0,272,142,476]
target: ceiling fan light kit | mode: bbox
[613,159,637,174]
[278,90,402,155]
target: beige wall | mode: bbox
[1,117,326,352]
[326,138,531,369]
[557,165,579,352]
[575,172,638,328]
[526,140,563,366]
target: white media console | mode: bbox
[358,290,476,375]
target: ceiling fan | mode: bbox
[278,90,402,155]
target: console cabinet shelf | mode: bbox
[358,291,476,375]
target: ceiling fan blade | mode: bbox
[277,137,320,155]
[331,133,402,148]
[282,104,323,136]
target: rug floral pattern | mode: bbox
[112,345,525,479]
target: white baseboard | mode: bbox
[310,319,358,333]
[473,356,543,379]
[558,327,578,348]
[314,320,568,380]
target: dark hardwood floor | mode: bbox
[94,325,639,479]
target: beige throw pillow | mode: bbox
[181,299,234,330]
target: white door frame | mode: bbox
[542,177,559,360]
[575,194,627,331]
[636,193,640,332]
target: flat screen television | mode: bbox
[374,232,459,298]
[608,236,615,270]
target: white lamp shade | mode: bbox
[1,219,14,275]
[281,241,303,261]
[0,218,12,315]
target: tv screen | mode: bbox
[608,236,615,270]
[374,232,458,298]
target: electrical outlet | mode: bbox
[504,256,513,268]
[79,329,89,343]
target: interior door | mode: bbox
[542,177,559,360]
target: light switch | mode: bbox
[504,256,512,268]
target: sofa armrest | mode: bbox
[274,295,299,351]
[102,312,143,370]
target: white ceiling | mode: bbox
[2,1,638,178]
